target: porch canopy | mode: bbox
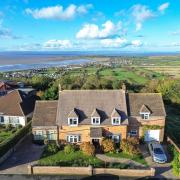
[90,127,103,138]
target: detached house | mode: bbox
[0,90,36,126]
[32,87,166,145]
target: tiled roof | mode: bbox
[127,93,166,117]
[32,101,58,126]
[140,104,151,113]
[0,90,35,116]
[56,90,128,126]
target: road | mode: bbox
[0,135,44,174]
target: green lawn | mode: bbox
[105,152,148,166]
[0,126,15,143]
[38,150,104,167]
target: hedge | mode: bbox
[0,121,32,157]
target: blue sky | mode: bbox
[0,0,180,51]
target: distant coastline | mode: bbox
[0,59,92,72]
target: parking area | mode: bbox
[140,144,177,179]
[0,135,44,174]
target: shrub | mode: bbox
[120,137,140,155]
[47,143,59,154]
[80,142,95,156]
[5,124,13,131]
[64,144,75,154]
[101,138,115,153]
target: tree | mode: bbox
[101,138,115,153]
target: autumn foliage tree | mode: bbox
[101,138,115,153]
[80,142,95,156]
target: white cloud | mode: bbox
[131,40,142,47]
[100,38,127,48]
[43,39,72,49]
[25,4,93,20]
[158,2,169,14]
[131,4,154,31]
[76,20,122,39]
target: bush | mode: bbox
[120,137,140,155]
[64,144,75,154]
[47,143,59,154]
[80,142,95,156]
[101,138,115,153]
[5,124,13,131]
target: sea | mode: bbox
[0,51,179,72]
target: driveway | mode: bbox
[140,144,177,179]
[0,135,44,174]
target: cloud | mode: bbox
[43,39,72,49]
[171,30,180,36]
[0,27,21,39]
[131,40,142,47]
[100,38,127,48]
[100,38,142,48]
[131,4,154,31]
[76,20,122,39]
[158,2,169,14]
[25,4,93,20]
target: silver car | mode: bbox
[148,141,167,163]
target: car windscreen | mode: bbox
[154,148,163,154]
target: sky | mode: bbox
[0,0,180,52]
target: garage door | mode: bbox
[144,130,160,142]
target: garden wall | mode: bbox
[29,165,155,177]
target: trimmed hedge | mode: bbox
[0,121,31,157]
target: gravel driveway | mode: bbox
[0,135,44,174]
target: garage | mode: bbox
[144,129,160,142]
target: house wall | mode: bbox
[32,126,58,140]
[128,116,165,142]
[59,125,127,142]
[0,115,25,126]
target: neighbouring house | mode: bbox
[32,86,166,146]
[127,93,166,142]
[32,101,58,141]
[0,81,18,96]
[0,90,36,126]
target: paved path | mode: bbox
[96,154,146,168]
[0,135,44,174]
[140,144,178,179]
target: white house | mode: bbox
[0,90,36,126]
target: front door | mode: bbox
[92,139,100,148]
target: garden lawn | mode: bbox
[38,150,104,167]
[0,127,14,143]
[105,152,148,166]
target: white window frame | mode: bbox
[68,117,78,126]
[108,134,121,143]
[140,112,150,120]
[91,117,100,125]
[67,135,81,143]
[35,130,43,140]
[111,117,121,125]
[130,130,138,136]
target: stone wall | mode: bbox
[29,165,155,177]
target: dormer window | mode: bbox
[112,117,121,125]
[111,108,121,125]
[91,117,100,125]
[91,108,101,125]
[68,108,79,126]
[140,112,150,120]
[139,104,151,120]
[68,117,78,126]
